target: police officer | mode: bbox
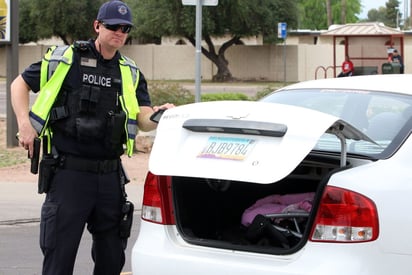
[10,1,173,274]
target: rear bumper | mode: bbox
[132,221,409,275]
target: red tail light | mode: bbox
[141,172,175,225]
[310,186,379,243]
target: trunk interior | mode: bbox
[172,154,343,254]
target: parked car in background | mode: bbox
[132,74,412,275]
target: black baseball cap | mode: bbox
[97,1,133,26]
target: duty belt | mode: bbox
[59,155,120,174]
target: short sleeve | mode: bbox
[21,61,42,93]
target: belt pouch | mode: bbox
[106,111,126,149]
[79,85,91,113]
[119,201,134,239]
[88,86,101,114]
[38,156,57,194]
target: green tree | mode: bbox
[385,0,400,28]
[298,0,361,30]
[19,0,104,44]
[366,7,387,23]
[131,0,299,82]
[298,0,327,30]
[334,0,361,23]
[19,0,37,44]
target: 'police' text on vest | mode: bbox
[83,73,112,87]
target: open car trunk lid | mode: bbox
[147,101,376,254]
[149,101,370,183]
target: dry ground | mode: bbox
[0,118,150,184]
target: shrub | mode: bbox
[250,86,277,101]
[148,82,195,106]
[201,92,249,102]
[148,82,286,106]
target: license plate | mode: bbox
[198,136,256,161]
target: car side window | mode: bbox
[366,97,410,141]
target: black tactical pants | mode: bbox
[40,167,125,275]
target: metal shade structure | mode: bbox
[322,23,404,77]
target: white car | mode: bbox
[132,74,412,275]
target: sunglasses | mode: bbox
[101,22,132,34]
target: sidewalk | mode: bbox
[0,154,148,225]
[0,181,145,224]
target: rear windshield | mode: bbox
[261,89,412,159]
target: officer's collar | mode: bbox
[88,39,121,63]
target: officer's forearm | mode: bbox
[11,75,31,127]
[137,106,158,132]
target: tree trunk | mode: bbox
[212,55,233,82]
[326,0,332,27]
[341,0,347,24]
[186,34,241,82]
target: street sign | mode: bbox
[278,22,287,39]
[182,0,218,6]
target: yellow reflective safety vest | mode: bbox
[29,44,140,156]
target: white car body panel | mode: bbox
[132,75,412,275]
[327,135,412,255]
[149,101,366,183]
[132,221,410,275]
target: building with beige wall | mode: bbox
[1,23,411,83]
[0,43,345,82]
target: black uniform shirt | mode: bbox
[21,40,152,159]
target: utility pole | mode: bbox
[5,0,19,147]
[182,0,218,102]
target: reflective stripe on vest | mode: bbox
[31,46,73,136]
[119,55,140,156]
[30,45,140,157]
[40,45,71,89]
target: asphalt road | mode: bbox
[0,179,144,275]
[0,215,141,275]
[0,80,38,118]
